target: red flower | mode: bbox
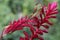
[3,2,58,40]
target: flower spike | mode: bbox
[3,2,58,40]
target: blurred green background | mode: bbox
[0,0,60,40]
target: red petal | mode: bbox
[42,30,48,33]
[20,37,24,40]
[42,25,49,29]
[39,37,44,40]
[23,31,29,38]
[37,30,43,35]
[45,19,53,25]
[47,16,56,19]
[47,11,58,16]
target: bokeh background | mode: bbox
[0,0,60,40]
